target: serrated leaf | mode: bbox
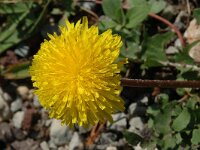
[123,131,143,146]
[148,0,166,13]
[142,32,175,68]
[193,8,200,24]
[172,108,191,131]
[102,0,125,24]
[191,128,200,145]
[174,41,199,65]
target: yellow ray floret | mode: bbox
[29,17,125,127]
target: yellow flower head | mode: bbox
[29,17,125,127]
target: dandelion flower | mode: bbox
[29,17,125,127]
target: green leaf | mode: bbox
[157,93,169,107]
[127,0,147,8]
[1,61,30,79]
[147,105,160,116]
[172,108,191,131]
[0,2,32,14]
[102,0,125,24]
[98,17,118,31]
[191,128,200,145]
[154,104,174,134]
[123,131,143,146]
[148,0,166,13]
[126,2,150,28]
[186,96,198,110]
[120,42,139,60]
[142,32,174,68]
[193,8,200,24]
[163,135,176,149]
[172,105,182,117]
[175,133,182,144]
[174,41,199,65]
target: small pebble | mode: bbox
[17,86,29,100]
[11,98,22,112]
[40,141,50,150]
[106,146,117,150]
[12,111,24,129]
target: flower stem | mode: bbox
[121,78,200,88]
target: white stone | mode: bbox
[11,98,22,112]
[3,92,12,102]
[140,96,148,104]
[40,141,49,150]
[50,119,73,146]
[128,117,144,134]
[134,143,147,150]
[128,103,137,115]
[17,86,29,99]
[106,146,117,150]
[108,113,127,131]
[69,132,83,150]
[12,111,24,129]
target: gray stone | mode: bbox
[0,94,10,120]
[69,132,83,150]
[0,122,13,142]
[40,141,49,150]
[50,119,73,146]
[33,95,41,108]
[3,92,12,102]
[11,139,41,150]
[12,128,26,140]
[175,39,182,48]
[99,132,118,144]
[165,46,179,55]
[108,113,127,131]
[12,111,24,129]
[48,139,57,149]
[11,98,22,112]
[79,126,92,134]
[58,145,69,150]
[128,117,144,135]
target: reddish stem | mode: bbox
[148,13,185,47]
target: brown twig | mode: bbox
[121,78,200,88]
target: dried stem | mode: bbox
[121,78,200,88]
